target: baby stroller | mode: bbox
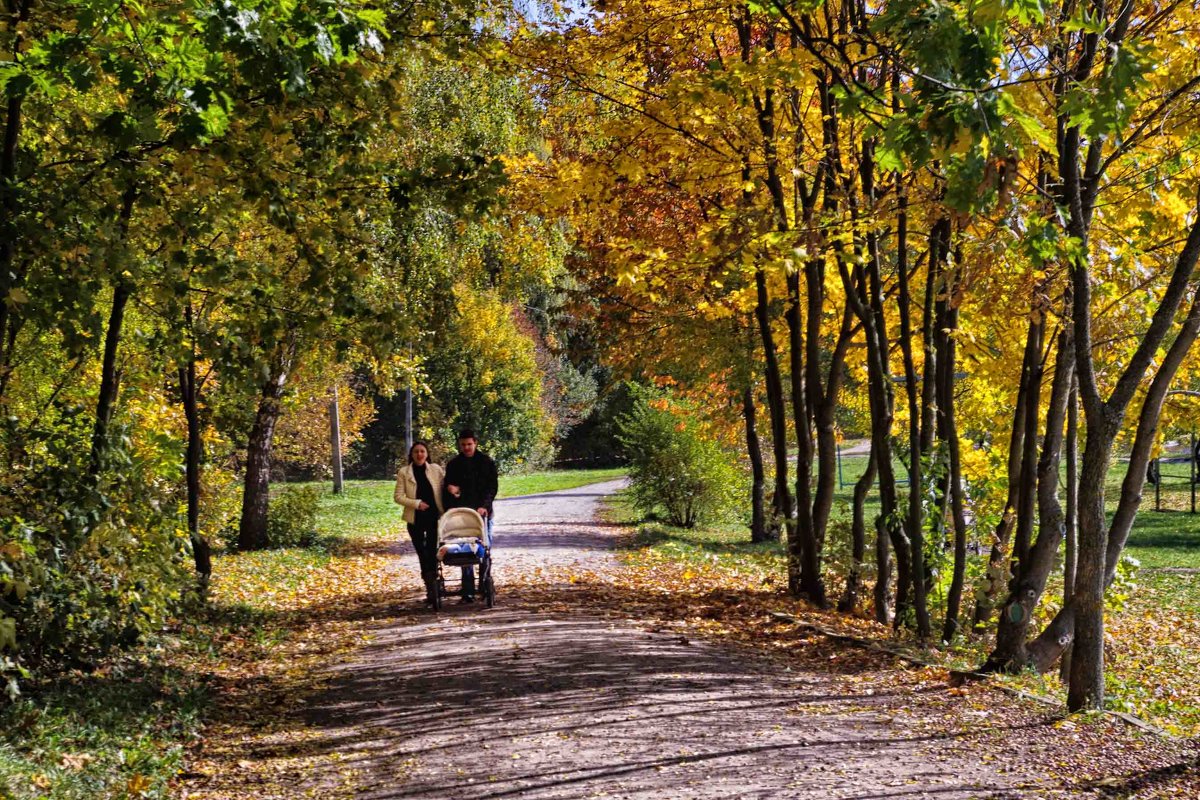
[433,507,494,610]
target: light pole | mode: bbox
[330,383,344,494]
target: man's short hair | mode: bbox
[457,428,477,442]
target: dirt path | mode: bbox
[284,480,1138,800]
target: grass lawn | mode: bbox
[612,453,1200,736]
[306,467,626,541]
[495,467,626,498]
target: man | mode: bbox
[443,428,498,602]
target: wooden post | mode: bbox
[836,442,844,489]
[1155,457,1161,512]
[404,385,413,454]
[330,384,344,495]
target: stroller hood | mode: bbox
[438,507,489,546]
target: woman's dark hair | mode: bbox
[407,441,431,464]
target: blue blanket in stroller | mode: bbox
[439,539,486,565]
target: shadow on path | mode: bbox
[282,480,1075,800]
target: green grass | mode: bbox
[496,467,626,498]
[312,480,409,541]
[832,451,1200,567]
[0,664,204,800]
[302,468,628,543]
[606,489,788,576]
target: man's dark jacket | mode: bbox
[443,451,499,517]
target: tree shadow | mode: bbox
[177,571,1091,799]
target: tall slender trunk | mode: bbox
[891,185,920,626]
[973,314,1036,627]
[730,40,795,571]
[754,265,794,552]
[237,334,298,551]
[88,185,138,476]
[0,0,29,397]
[788,268,816,599]
[179,345,212,589]
[865,231,904,625]
[940,299,969,643]
[985,319,1073,670]
[840,441,877,613]
[1013,307,1048,571]
[884,160,913,625]
[1060,373,1079,681]
[742,9,819,600]
[330,384,344,494]
[906,216,949,638]
[744,383,770,543]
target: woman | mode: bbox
[394,441,445,605]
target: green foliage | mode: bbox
[616,389,739,529]
[421,287,556,470]
[0,660,204,799]
[1106,551,1140,614]
[821,506,876,594]
[265,485,322,549]
[0,0,549,694]
[1,414,191,694]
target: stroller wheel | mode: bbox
[484,575,495,608]
[432,575,443,612]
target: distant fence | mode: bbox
[1146,443,1199,513]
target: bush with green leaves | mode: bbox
[265,485,323,549]
[1,414,192,696]
[617,390,740,528]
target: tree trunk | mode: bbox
[89,280,132,475]
[330,384,344,494]
[0,0,29,398]
[881,161,914,626]
[840,442,877,613]
[985,321,1073,670]
[753,265,794,560]
[1060,373,1079,682]
[179,353,212,590]
[841,148,905,626]
[973,314,1036,627]
[940,300,969,643]
[744,383,770,543]
[787,267,817,600]
[1066,415,1113,710]
[1013,307,1048,573]
[237,335,297,551]
[88,185,139,476]
[736,7,795,565]
[905,216,949,638]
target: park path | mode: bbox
[298,480,1081,799]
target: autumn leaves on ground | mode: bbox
[114,479,1198,799]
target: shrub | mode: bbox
[617,390,739,528]
[265,485,322,548]
[2,413,191,695]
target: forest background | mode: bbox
[4,0,1200,778]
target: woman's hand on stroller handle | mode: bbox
[447,484,461,497]
[477,508,489,518]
